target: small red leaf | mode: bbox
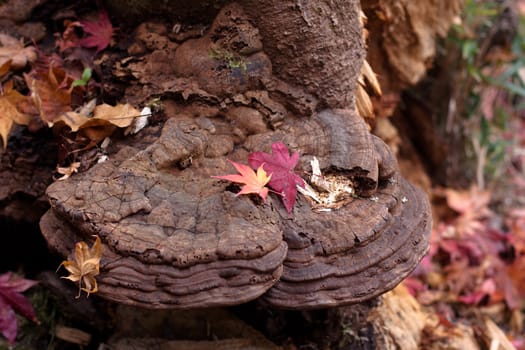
[80,9,114,52]
[249,142,304,213]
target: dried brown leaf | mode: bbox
[0,81,33,149]
[25,66,74,125]
[53,103,140,152]
[0,34,37,70]
[0,60,11,78]
[52,111,91,132]
[58,236,102,297]
[56,20,82,52]
[89,103,138,128]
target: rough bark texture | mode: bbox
[363,0,463,92]
[0,129,55,222]
[107,0,365,111]
[242,0,365,109]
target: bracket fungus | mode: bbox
[41,108,430,309]
[39,2,431,310]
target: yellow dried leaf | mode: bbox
[0,105,13,149]
[25,66,74,125]
[0,34,37,71]
[53,111,91,132]
[0,81,32,149]
[89,103,139,128]
[58,236,102,297]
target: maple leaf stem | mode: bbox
[267,188,283,196]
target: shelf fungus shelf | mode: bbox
[41,108,430,310]
[39,3,430,310]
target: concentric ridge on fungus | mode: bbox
[41,108,430,309]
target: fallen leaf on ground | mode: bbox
[56,20,83,52]
[80,9,114,52]
[249,142,305,213]
[213,161,272,201]
[0,60,11,78]
[88,103,138,128]
[0,272,38,345]
[58,236,102,297]
[445,186,492,236]
[53,103,139,132]
[0,81,33,149]
[0,33,37,71]
[25,65,75,125]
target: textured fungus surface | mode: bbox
[40,2,431,309]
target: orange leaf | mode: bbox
[213,161,272,201]
[24,66,74,125]
[58,236,102,297]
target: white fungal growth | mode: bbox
[297,157,355,210]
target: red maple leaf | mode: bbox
[0,272,38,345]
[249,142,305,214]
[80,9,114,52]
[213,161,272,201]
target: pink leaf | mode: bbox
[0,296,17,345]
[80,9,114,52]
[249,142,305,214]
[0,272,38,345]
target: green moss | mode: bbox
[208,45,247,72]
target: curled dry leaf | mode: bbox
[25,66,75,125]
[56,20,83,52]
[58,236,102,297]
[56,162,81,181]
[54,103,139,132]
[53,102,140,150]
[0,33,37,71]
[0,81,32,149]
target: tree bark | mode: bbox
[242,0,365,109]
